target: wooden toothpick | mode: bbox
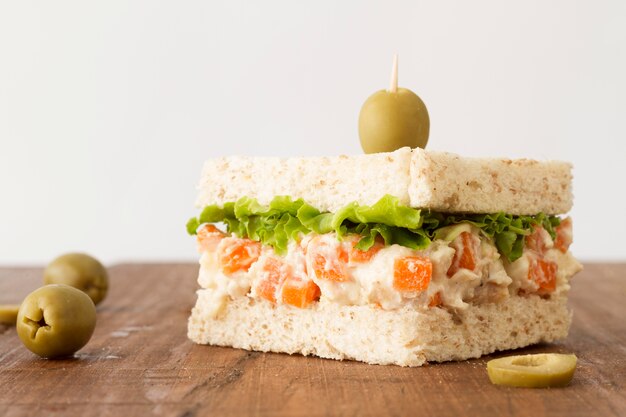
[388,54,398,93]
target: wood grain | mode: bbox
[0,263,624,417]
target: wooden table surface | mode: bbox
[0,263,625,417]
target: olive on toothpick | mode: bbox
[358,54,430,153]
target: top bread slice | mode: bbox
[196,147,573,215]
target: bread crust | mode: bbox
[188,291,571,367]
[195,148,572,215]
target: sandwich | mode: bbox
[185,147,582,366]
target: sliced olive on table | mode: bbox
[16,284,97,359]
[487,353,577,388]
[0,304,20,325]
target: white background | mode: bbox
[1,1,625,265]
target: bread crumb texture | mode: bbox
[196,147,412,212]
[188,292,571,367]
[195,148,573,215]
[409,149,573,215]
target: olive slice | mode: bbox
[487,353,577,388]
[0,304,20,325]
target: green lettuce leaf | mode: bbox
[434,212,561,261]
[186,195,560,262]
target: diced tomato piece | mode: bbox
[197,224,226,252]
[348,236,384,263]
[281,279,321,308]
[447,232,479,277]
[308,237,350,282]
[528,258,557,292]
[218,238,261,275]
[428,292,442,308]
[255,257,287,302]
[393,256,432,292]
[554,218,573,253]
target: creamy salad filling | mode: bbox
[194,220,582,318]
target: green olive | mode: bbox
[44,253,108,305]
[358,88,430,153]
[16,284,96,358]
[487,353,577,388]
[0,304,20,325]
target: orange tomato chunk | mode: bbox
[218,238,261,275]
[554,218,573,253]
[197,224,226,252]
[447,232,478,277]
[528,258,557,292]
[281,279,321,308]
[393,256,432,292]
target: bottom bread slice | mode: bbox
[188,290,571,367]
